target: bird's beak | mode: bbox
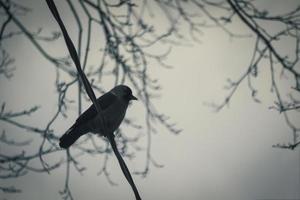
[130,94,138,100]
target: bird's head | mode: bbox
[110,85,138,101]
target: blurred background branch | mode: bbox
[1,0,300,199]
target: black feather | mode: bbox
[59,92,117,148]
[74,92,117,126]
[59,126,85,148]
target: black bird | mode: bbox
[59,85,141,200]
[59,85,137,148]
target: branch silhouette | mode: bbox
[0,1,183,198]
[1,0,299,199]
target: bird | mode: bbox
[59,84,142,200]
[59,85,138,148]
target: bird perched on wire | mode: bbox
[59,85,138,148]
[59,85,142,200]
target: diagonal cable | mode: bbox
[44,1,141,199]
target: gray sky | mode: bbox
[1,1,300,200]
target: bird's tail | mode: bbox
[59,125,86,149]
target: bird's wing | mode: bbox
[74,92,117,126]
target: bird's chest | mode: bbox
[89,100,128,134]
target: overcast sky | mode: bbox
[1,1,300,200]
